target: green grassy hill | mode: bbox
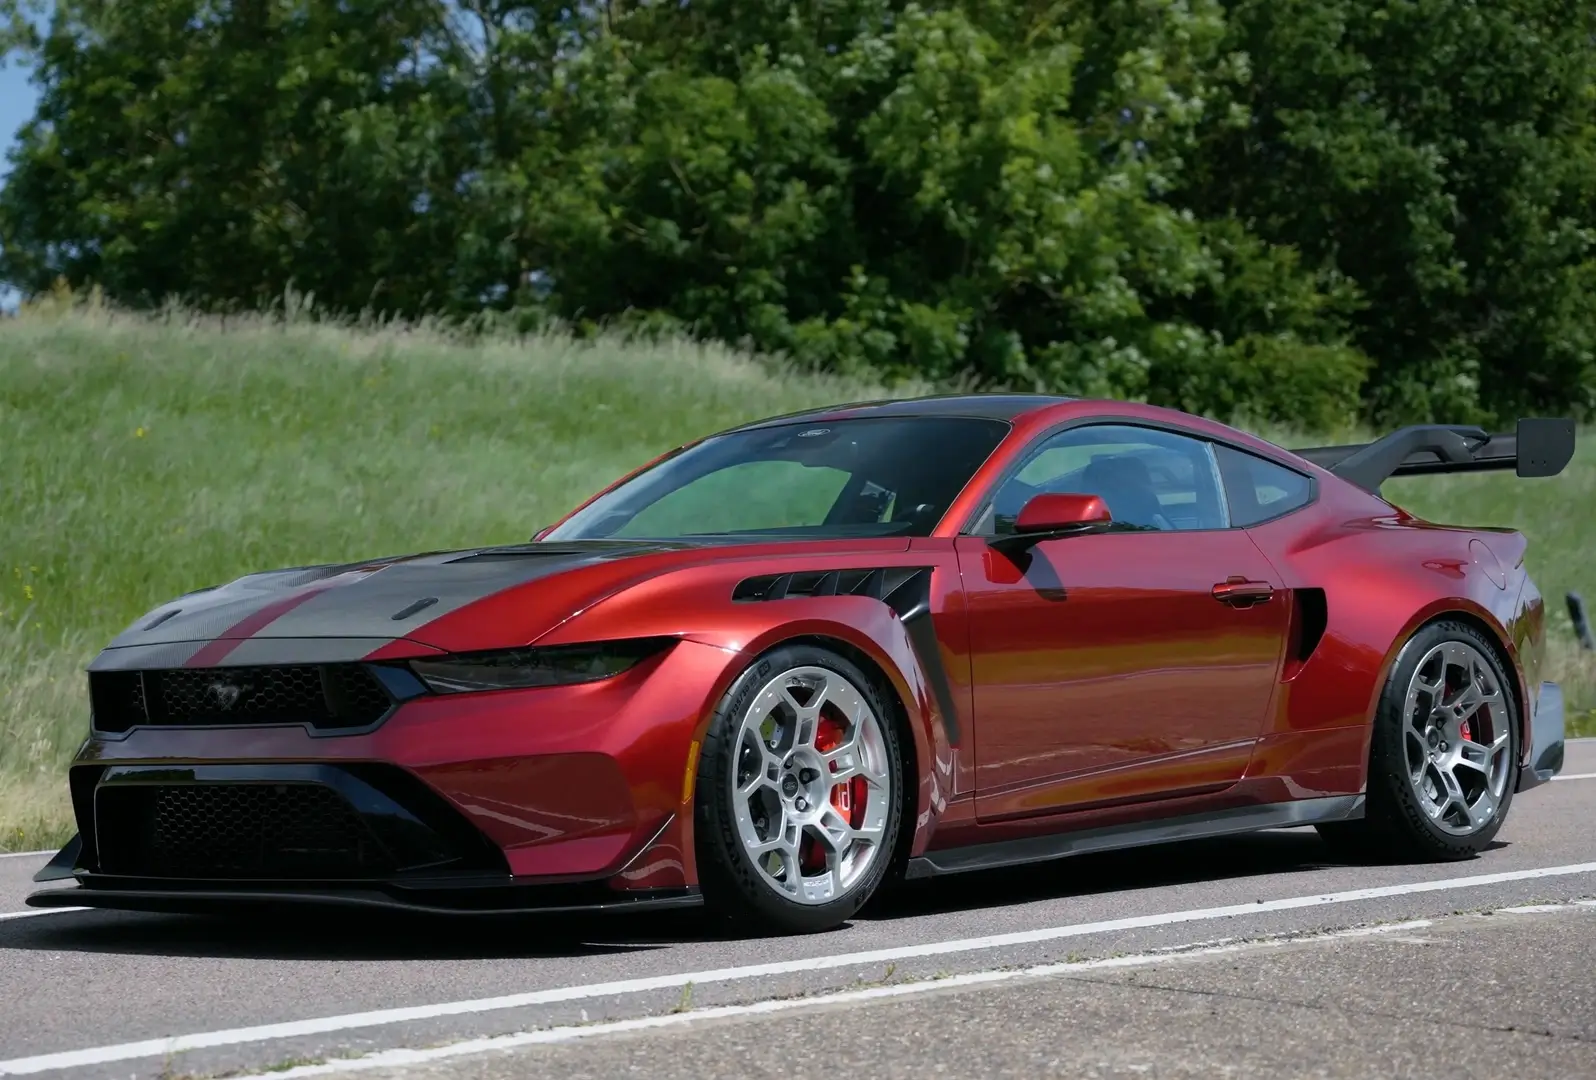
[2,304,1590,850]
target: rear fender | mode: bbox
[1248,504,1535,790]
[1376,595,1530,726]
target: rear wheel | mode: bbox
[1318,620,1519,861]
[694,644,903,934]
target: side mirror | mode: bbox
[990,492,1112,555]
[1015,492,1111,533]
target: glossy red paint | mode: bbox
[48,394,1566,916]
[956,528,1290,823]
[1014,492,1111,532]
[76,638,739,884]
[1243,480,1541,778]
[526,540,966,861]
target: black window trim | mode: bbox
[957,416,1319,536]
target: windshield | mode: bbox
[544,416,1011,541]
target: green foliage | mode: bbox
[0,300,907,846]
[1187,0,1596,425]
[1,0,1593,426]
[0,0,484,310]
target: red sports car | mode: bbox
[29,395,1575,933]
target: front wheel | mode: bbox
[1318,620,1519,861]
[693,644,904,934]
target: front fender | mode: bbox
[532,558,966,870]
[679,599,955,859]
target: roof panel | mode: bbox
[727,393,1076,431]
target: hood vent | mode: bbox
[391,597,439,621]
[141,609,182,632]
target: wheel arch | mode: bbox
[1371,601,1531,773]
[678,610,951,873]
[679,629,933,925]
[772,632,924,879]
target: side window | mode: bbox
[1213,444,1314,526]
[972,425,1230,534]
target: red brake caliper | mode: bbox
[1447,671,1473,743]
[800,715,868,873]
[1455,673,1474,740]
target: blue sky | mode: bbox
[0,59,33,175]
[0,0,43,175]
[0,33,39,309]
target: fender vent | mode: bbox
[733,567,927,604]
[1284,587,1328,679]
[731,566,962,746]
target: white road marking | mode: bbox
[1,861,1593,1077]
[0,908,86,922]
[0,851,51,860]
[1552,772,1596,781]
[225,921,1438,1080]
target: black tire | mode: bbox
[693,642,905,934]
[1317,619,1519,862]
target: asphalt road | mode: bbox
[2,740,1593,1080]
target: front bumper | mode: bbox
[25,760,699,916]
[28,636,739,912]
[1516,680,1565,792]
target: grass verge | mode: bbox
[0,302,908,848]
[1,302,1590,849]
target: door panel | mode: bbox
[958,529,1289,822]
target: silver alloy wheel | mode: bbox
[1403,640,1513,835]
[729,664,892,905]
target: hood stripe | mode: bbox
[183,583,340,667]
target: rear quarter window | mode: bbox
[1214,444,1314,526]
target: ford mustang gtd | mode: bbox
[29,395,1576,933]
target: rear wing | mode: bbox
[1292,418,1576,494]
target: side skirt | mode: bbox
[903,794,1365,879]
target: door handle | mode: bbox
[1212,577,1274,606]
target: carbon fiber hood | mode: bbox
[99,540,697,655]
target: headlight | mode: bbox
[408,637,675,694]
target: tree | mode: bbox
[517,1,1368,424]
[1185,0,1596,424]
[4,0,1590,427]
[0,0,492,313]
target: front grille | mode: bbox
[90,664,395,734]
[97,783,397,878]
[155,665,325,720]
[80,764,511,882]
